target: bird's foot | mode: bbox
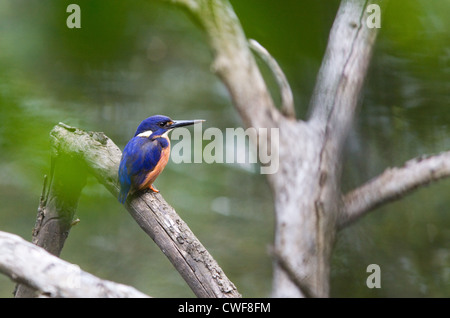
[150,185,160,193]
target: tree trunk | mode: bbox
[167,0,381,297]
[269,122,338,297]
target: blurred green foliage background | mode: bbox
[0,0,449,297]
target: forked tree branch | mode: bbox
[0,231,149,298]
[340,151,450,228]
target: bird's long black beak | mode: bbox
[169,119,205,129]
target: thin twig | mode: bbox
[249,39,296,119]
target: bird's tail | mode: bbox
[118,186,130,204]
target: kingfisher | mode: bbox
[118,115,203,204]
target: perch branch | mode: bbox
[340,151,450,228]
[0,231,149,298]
[249,39,295,119]
[48,123,240,298]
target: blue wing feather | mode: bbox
[118,161,130,204]
[118,137,164,204]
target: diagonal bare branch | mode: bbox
[339,150,450,229]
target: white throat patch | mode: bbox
[162,129,172,138]
[137,130,153,138]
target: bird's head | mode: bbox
[134,115,203,138]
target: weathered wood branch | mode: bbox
[340,151,450,228]
[44,123,240,298]
[0,231,149,298]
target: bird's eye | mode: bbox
[159,122,166,127]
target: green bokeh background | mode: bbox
[0,0,449,297]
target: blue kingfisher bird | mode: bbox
[118,115,203,204]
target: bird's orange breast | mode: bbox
[139,140,171,191]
